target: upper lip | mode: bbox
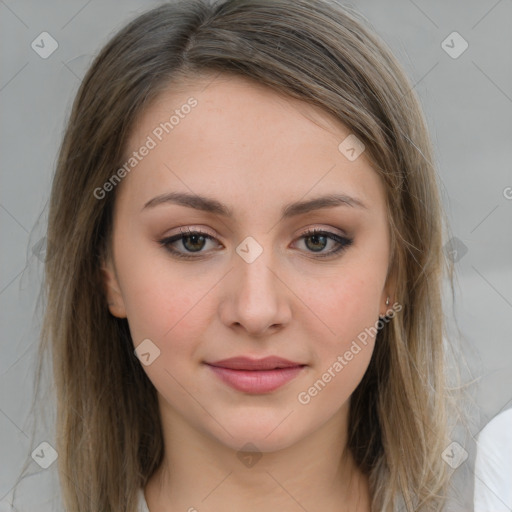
[206,356,305,371]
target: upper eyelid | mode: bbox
[161,227,351,249]
[167,225,349,240]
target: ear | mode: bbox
[101,256,127,318]
[380,265,397,316]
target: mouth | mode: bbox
[207,356,305,371]
[205,356,307,393]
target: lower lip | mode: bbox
[206,365,305,393]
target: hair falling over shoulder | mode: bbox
[34,1,458,510]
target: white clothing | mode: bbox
[137,488,150,512]
[474,408,512,511]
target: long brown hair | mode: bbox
[32,0,457,509]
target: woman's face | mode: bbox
[103,74,392,452]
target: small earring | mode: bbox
[385,297,390,306]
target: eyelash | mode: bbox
[159,227,353,261]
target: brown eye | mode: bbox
[159,228,221,260]
[304,232,329,252]
[181,233,207,252]
[159,227,353,261]
[295,229,353,258]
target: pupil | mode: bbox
[182,234,329,253]
[306,234,326,252]
[184,234,205,252]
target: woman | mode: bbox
[34,0,457,510]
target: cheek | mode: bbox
[121,272,213,351]
[293,265,384,407]
[112,230,200,344]
[296,274,379,412]
[292,227,389,347]
[299,270,383,344]
[297,345,374,419]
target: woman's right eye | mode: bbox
[159,228,221,260]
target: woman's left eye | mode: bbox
[159,227,353,260]
[293,228,353,258]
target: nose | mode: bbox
[218,247,292,337]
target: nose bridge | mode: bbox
[235,235,279,305]
[222,234,291,334]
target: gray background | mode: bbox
[1,0,511,510]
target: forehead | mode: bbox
[133,73,350,141]
[118,73,386,217]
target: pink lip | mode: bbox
[206,356,306,393]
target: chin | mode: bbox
[202,411,309,453]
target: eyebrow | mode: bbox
[142,191,367,219]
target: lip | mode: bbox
[205,356,306,393]
[208,356,304,371]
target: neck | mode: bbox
[145,397,371,512]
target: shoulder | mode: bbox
[476,408,512,464]
[474,409,512,511]
[478,408,512,441]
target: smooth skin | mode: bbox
[102,73,394,512]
